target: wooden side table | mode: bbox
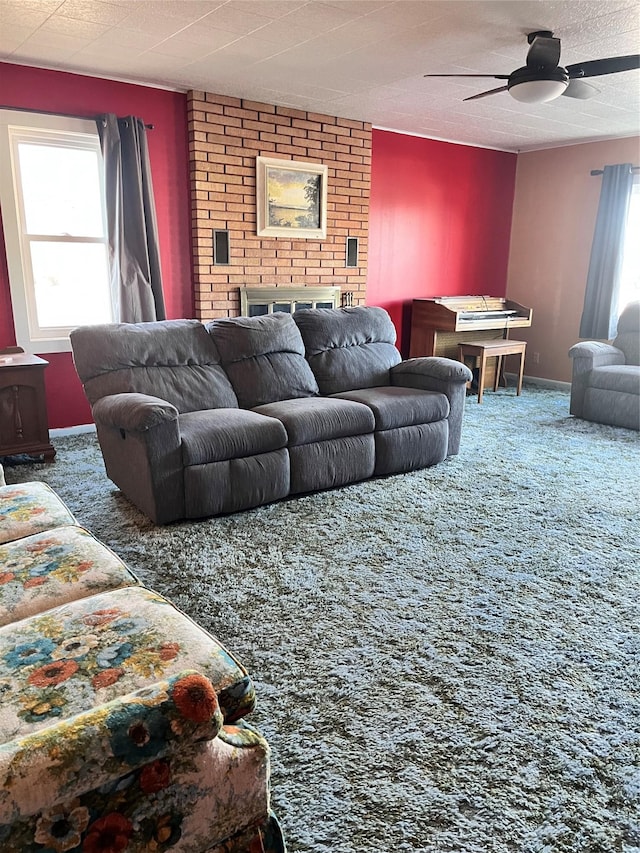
[458,339,527,404]
[0,348,56,461]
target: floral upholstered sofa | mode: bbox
[0,465,285,853]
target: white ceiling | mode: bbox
[1,0,639,152]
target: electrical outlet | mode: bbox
[533,352,540,364]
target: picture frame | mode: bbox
[256,156,328,239]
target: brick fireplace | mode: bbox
[187,91,372,321]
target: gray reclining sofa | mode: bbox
[71,306,472,524]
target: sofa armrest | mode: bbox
[391,358,473,456]
[391,356,473,385]
[568,343,626,417]
[0,671,222,822]
[90,394,183,524]
[92,392,179,432]
[568,341,625,364]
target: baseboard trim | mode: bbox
[51,424,96,438]
[524,375,571,392]
[505,373,571,392]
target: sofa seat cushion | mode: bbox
[589,364,640,395]
[179,409,287,466]
[207,313,319,408]
[333,386,450,430]
[254,396,375,446]
[0,483,77,545]
[0,586,254,739]
[0,526,139,627]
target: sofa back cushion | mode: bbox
[614,301,640,365]
[71,320,238,412]
[293,306,401,394]
[206,313,319,408]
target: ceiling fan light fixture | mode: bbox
[509,78,568,102]
[507,67,569,103]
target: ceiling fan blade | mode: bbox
[562,79,600,99]
[526,35,561,68]
[464,86,509,101]
[424,74,510,79]
[566,54,640,78]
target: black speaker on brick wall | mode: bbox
[214,229,230,265]
[346,236,359,268]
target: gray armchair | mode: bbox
[568,301,640,430]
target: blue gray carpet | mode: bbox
[3,387,639,853]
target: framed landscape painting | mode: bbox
[256,156,328,239]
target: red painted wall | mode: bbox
[368,129,517,354]
[0,63,192,428]
[1,67,518,428]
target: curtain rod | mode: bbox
[590,165,639,175]
[0,104,154,129]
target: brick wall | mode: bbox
[187,90,372,320]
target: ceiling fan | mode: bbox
[425,31,640,104]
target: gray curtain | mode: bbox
[98,114,166,322]
[579,163,633,339]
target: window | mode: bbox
[618,175,640,316]
[0,111,112,353]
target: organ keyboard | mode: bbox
[409,296,532,359]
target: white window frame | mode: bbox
[0,110,111,353]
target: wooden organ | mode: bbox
[409,296,533,390]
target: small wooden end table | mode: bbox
[0,347,56,460]
[458,339,527,404]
